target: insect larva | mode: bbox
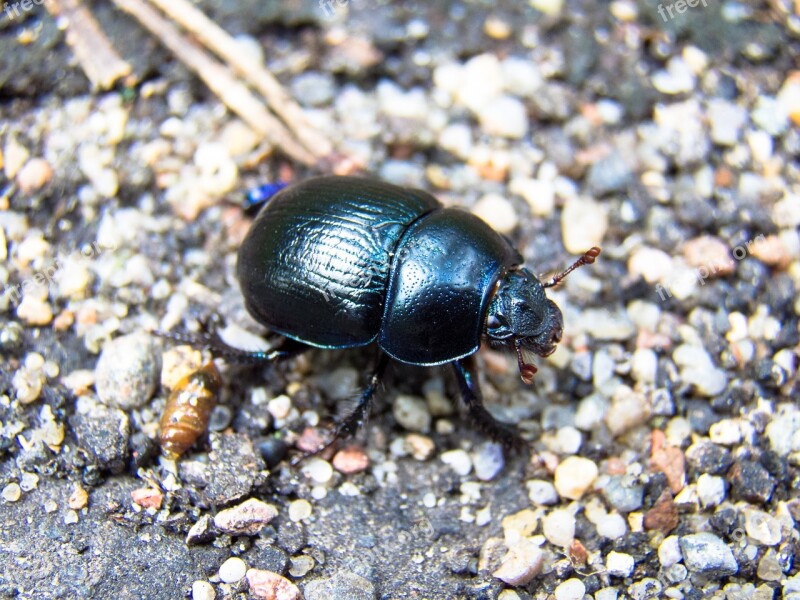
[159,361,221,459]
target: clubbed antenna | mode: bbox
[542,247,601,289]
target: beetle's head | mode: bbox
[485,269,563,383]
[484,247,600,384]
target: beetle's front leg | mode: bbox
[452,355,525,450]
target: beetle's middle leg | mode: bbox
[452,355,525,450]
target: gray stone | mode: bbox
[602,476,644,513]
[94,332,160,411]
[679,533,738,575]
[69,406,130,474]
[304,571,375,600]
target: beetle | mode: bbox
[179,176,599,450]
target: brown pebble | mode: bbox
[682,235,735,276]
[749,234,792,269]
[295,427,329,454]
[246,569,301,600]
[214,498,278,535]
[332,446,369,474]
[16,158,53,193]
[714,166,734,188]
[605,457,627,476]
[650,430,685,494]
[131,487,163,509]
[643,489,679,534]
[68,485,88,510]
[52,309,75,331]
[568,539,588,567]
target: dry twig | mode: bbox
[112,0,316,165]
[46,0,132,90]
[146,0,332,160]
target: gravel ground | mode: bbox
[1,1,800,599]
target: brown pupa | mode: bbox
[159,361,221,459]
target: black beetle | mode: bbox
[185,176,599,449]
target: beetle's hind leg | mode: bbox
[156,316,310,365]
[452,356,525,451]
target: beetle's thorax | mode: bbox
[485,268,564,360]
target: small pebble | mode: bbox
[526,480,558,505]
[94,333,160,411]
[393,395,431,433]
[219,557,247,584]
[405,434,435,460]
[554,456,598,500]
[561,196,608,255]
[302,458,334,485]
[472,442,504,481]
[679,533,738,575]
[554,578,585,600]
[333,446,369,474]
[596,512,627,540]
[64,510,79,524]
[695,473,725,508]
[493,539,545,586]
[441,449,472,476]
[542,509,575,547]
[131,488,163,510]
[288,555,315,578]
[16,157,53,193]
[68,486,88,510]
[658,536,682,568]
[744,508,782,546]
[288,499,312,522]
[214,498,279,535]
[606,551,635,577]
[2,483,21,502]
[472,193,518,234]
[477,95,529,139]
[191,580,215,600]
[303,571,372,600]
[16,295,53,326]
[631,348,657,384]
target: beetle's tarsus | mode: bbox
[453,356,527,452]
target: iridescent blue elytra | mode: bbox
[237,176,522,365]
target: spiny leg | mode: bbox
[302,352,390,460]
[452,355,525,450]
[156,325,310,365]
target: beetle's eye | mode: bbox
[487,315,501,329]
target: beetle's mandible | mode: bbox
[198,176,599,450]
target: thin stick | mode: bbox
[145,0,332,159]
[46,0,132,90]
[542,247,601,288]
[112,0,316,165]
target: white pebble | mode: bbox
[526,480,558,505]
[658,536,682,568]
[2,483,21,502]
[288,499,312,522]
[696,474,726,508]
[441,449,472,477]
[596,512,627,540]
[709,419,742,445]
[302,458,333,484]
[438,123,473,159]
[509,177,555,217]
[554,578,585,600]
[542,509,575,547]
[561,196,608,255]
[218,557,247,583]
[606,551,635,577]
[472,442,504,481]
[393,395,431,433]
[477,95,529,139]
[472,193,518,234]
[191,580,215,600]
[744,508,782,546]
[554,456,597,500]
[631,348,658,384]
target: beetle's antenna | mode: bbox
[542,247,601,288]
[515,339,538,385]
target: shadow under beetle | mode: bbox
[175,176,600,451]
